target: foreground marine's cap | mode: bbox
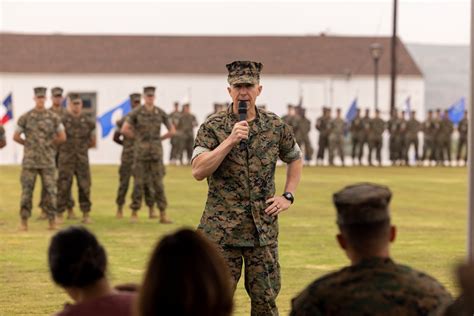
[34,87,47,97]
[51,87,64,97]
[143,86,156,96]
[333,183,392,225]
[69,93,81,103]
[226,61,263,85]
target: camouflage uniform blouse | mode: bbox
[16,109,64,169]
[193,107,301,247]
[126,106,171,162]
[290,257,452,316]
[58,112,95,165]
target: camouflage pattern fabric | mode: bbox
[350,117,363,161]
[126,105,171,211]
[115,116,135,206]
[193,106,301,247]
[39,105,74,211]
[387,117,402,162]
[328,118,345,165]
[432,118,443,163]
[315,116,330,160]
[16,109,63,169]
[57,112,95,213]
[226,61,263,85]
[297,117,313,162]
[216,242,280,316]
[358,116,371,162]
[20,168,57,220]
[282,115,300,141]
[176,112,198,162]
[439,118,453,162]
[398,118,408,162]
[169,110,182,160]
[290,257,452,316]
[368,117,385,165]
[405,118,421,162]
[422,118,436,162]
[457,117,468,161]
[0,125,5,142]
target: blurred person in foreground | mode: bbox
[135,228,233,316]
[48,226,134,316]
[290,182,452,316]
[444,263,474,316]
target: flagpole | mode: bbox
[468,0,474,262]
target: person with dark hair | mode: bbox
[290,183,452,316]
[48,226,134,316]
[136,228,233,316]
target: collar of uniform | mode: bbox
[351,257,394,270]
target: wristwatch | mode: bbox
[282,192,294,204]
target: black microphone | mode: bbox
[238,101,247,150]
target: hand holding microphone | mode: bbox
[229,101,249,148]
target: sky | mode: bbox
[0,0,470,45]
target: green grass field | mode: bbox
[0,165,468,315]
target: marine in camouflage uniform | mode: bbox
[328,108,345,166]
[387,109,401,165]
[404,110,421,165]
[432,109,443,165]
[38,87,75,220]
[122,86,175,223]
[368,109,385,166]
[0,124,6,149]
[350,109,363,165]
[13,87,66,231]
[296,108,313,164]
[113,93,141,218]
[456,110,468,164]
[315,107,331,165]
[290,183,453,316]
[168,101,182,165]
[398,111,408,166]
[192,61,303,316]
[439,109,454,166]
[421,110,436,165]
[282,104,300,139]
[176,103,198,165]
[358,109,371,164]
[56,94,96,224]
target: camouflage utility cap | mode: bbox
[333,182,392,225]
[34,87,47,97]
[69,93,81,103]
[51,87,63,96]
[143,86,156,96]
[129,93,141,103]
[226,60,263,85]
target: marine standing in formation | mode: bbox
[56,94,96,224]
[13,87,66,231]
[175,103,198,165]
[296,107,313,165]
[405,110,421,165]
[350,109,363,165]
[328,108,345,166]
[168,101,182,165]
[192,60,303,315]
[315,107,331,166]
[457,110,468,165]
[368,109,385,166]
[113,93,141,218]
[121,86,175,223]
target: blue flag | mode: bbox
[447,97,465,125]
[345,98,358,122]
[97,99,131,138]
[1,93,13,124]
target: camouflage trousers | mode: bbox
[297,136,314,162]
[358,136,370,161]
[20,167,56,220]
[116,159,133,206]
[389,135,402,161]
[422,138,435,161]
[130,160,167,211]
[316,135,328,160]
[405,137,419,162]
[438,138,452,162]
[351,137,362,161]
[57,161,91,213]
[39,153,74,211]
[216,243,280,316]
[368,137,383,165]
[178,133,194,163]
[457,137,467,161]
[328,135,344,165]
[169,135,181,160]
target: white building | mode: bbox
[0,33,423,164]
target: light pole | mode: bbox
[370,43,383,110]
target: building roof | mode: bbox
[0,33,422,76]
